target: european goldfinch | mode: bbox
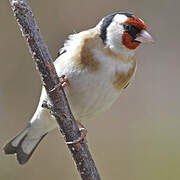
[3,12,153,164]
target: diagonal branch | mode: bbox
[9,0,101,179]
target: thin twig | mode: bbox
[9,0,101,179]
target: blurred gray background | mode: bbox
[1,0,180,179]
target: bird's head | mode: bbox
[98,12,153,56]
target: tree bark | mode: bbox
[9,0,101,179]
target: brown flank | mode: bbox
[73,29,101,72]
[113,58,136,92]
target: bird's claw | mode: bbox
[66,122,87,145]
[60,75,70,88]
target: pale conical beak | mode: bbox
[135,30,154,43]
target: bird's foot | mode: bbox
[66,121,88,145]
[49,75,70,93]
[60,75,70,88]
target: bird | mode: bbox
[3,12,153,165]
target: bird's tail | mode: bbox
[3,124,47,165]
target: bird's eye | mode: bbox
[124,23,141,39]
[124,24,132,31]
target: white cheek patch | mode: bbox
[113,14,128,24]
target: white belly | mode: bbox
[54,49,134,121]
[64,68,120,121]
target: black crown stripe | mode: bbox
[100,12,134,43]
